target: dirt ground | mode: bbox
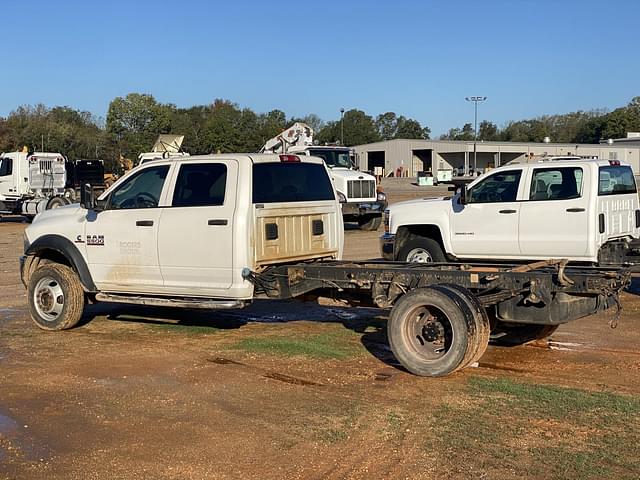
[1,179,639,479]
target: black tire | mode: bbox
[398,236,446,263]
[46,196,69,210]
[358,214,382,231]
[27,263,85,331]
[388,287,478,377]
[490,323,559,347]
[433,284,490,365]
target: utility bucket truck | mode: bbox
[0,149,71,220]
[261,122,387,230]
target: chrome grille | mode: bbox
[347,180,375,199]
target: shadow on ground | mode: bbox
[80,299,401,368]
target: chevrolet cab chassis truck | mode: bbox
[20,154,630,377]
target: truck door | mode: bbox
[158,160,237,294]
[519,166,588,258]
[0,156,14,199]
[85,164,171,291]
[450,169,523,257]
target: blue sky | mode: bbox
[1,0,638,135]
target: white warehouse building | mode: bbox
[352,139,640,178]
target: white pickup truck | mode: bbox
[21,153,343,330]
[19,153,632,377]
[381,158,640,266]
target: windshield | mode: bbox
[307,148,352,168]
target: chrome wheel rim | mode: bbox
[34,276,64,322]
[406,248,433,263]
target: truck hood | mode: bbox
[329,168,376,182]
[32,203,84,224]
[389,196,450,209]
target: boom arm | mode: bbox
[261,122,314,153]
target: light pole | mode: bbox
[465,96,487,174]
[340,108,345,145]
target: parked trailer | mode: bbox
[248,259,630,376]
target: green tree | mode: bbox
[395,117,430,139]
[317,109,380,147]
[106,93,173,159]
[478,120,498,141]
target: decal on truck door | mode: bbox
[86,235,104,246]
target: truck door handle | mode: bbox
[136,220,154,227]
[499,209,517,214]
[208,219,228,226]
[566,208,585,212]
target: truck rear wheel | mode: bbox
[27,263,85,331]
[388,286,481,376]
[358,214,382,231]
[432,284,490,365]
[398,236,446,263]
[490,323,559,346]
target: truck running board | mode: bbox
[95,293,247,310]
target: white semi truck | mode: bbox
[261,123,387,230]
[0,150,71,219]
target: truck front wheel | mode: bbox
[358,214,382,231]
[398,236,446,263]
[27,263,85,331]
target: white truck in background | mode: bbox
[382,158,640,267]
[0,149,71,219]
[261,123,387,230]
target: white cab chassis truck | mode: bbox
[0,151,72,219]
[20,154,630,377]
[382,158,640,267]
[261,123,387,230]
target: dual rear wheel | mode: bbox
[387,285,489,377]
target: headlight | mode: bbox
[336,191,347,203]
[377,191,387,202]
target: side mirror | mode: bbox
[80,184,95,210]
[459,186,468,205]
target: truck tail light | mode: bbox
[384,210,390,233]
[636,210,640,228]
[599,213,605,234]
[279,154,300,163]
[609,160,620,166]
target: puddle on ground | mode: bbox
[0,412,18,436]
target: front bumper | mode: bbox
[342,200,387,217]
[380,233,395,261]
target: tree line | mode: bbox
[0,93,638,173]
[441,96,640,143]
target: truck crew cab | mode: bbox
[382,158,640,267]
[21,153,343,330]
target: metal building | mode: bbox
[352,139,640,177]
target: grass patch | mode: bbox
[231,332,362,360]
[424,377,640,479]
[147,322,220,335]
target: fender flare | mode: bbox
[25,234,97,292]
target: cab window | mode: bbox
[467,170,522,203]
[108,165,169,210]
[598,166,637,195]
[0,158,12,176]
[529,167,583,201]
[172,163,227,207]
